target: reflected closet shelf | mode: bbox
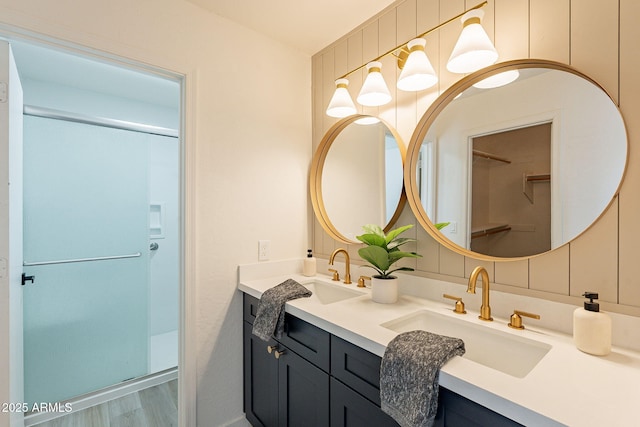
[471,224,511,239]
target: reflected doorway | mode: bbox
[470,123,551,257]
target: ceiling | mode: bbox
[186,0,398,55]
[7,0,396,109]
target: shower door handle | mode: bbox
[22,273,35,286]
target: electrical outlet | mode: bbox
[449,221,457,233]
[258,240,270,261]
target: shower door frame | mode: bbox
[0,27,196,427]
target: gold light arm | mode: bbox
[336,1,488,79]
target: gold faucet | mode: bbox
[329,248,352,284]
[467,266,493,321]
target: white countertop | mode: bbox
[238,270,640,427]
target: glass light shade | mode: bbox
[447,9,498,74]
[355,116,380,125]
[326,78,357,118]
[357,61,392,107]
[473,69,520,89]
[397,38,438,91]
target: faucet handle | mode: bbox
[328,268,340,281]
[357,276,371,288]
[508,310,541,330]
[443,294,467,314]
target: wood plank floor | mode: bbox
[33,379,178,427]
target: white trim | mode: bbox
[179,67,198,427]
[24,368,178,426]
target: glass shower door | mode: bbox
[22,116,150,405]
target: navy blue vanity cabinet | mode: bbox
[243,293,330,427]
[242,292,523,427]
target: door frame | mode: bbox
[0,29,196,427]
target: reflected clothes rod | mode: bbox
[24,252,142,266]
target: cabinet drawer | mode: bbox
[331,335,382,405]
[243,292,330,372]
[279,313,330,372]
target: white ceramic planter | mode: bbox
[371,276,399,304]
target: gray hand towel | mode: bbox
[380,330,465,427]
[252,279,312,341]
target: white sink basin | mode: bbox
[381,310,551,378]
[302,281,365,305]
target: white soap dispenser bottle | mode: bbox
[302,249,316,277]
[573,292,611,356]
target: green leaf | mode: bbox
[355,233,386,247]
[386,237,416,250]
[388,250,421,265]
[361,224,385,237]
[358,246,390,271]
[387,266,416,275]
[435,222,450,230]
[384,224,413,244]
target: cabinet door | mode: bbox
[278,346,330,427]
[244,321,279,427]
[330,378,399,427]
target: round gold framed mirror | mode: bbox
[310,115,406,244]
[404,59,628,260]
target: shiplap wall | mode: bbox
[312,0,640,315]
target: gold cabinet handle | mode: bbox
[267,345,286,359]
[328,268,340,281]
[508,310,541,330]
[443,294,466,314]
[357,275,371,288]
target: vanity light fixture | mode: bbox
[397,38,438,92]
[446,9,498,74]
[472,69,520,89]
[357,61,392,107]
[355,116,381,125]
[326,78,357,118]
[324,1,493,118]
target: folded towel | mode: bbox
[380,330,465,427]
[252,279,312,341]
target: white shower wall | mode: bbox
[21,75,180,361]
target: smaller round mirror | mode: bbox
[310,116,406,243]
[404,59,628,260]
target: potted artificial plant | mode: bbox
[356,223,448,303]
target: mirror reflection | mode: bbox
[407,61,627,258]
[311,116,406,243]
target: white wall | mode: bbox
[0,0,311,425]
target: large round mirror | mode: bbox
[405,59,627,260]
[310,116,406,243]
